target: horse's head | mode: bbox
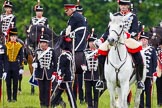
[148,26,162,49]
[108,13,125,46]
[26,25,59,49]
[28,25,44,44]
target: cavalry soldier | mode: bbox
[64,4,89,104]
[30,5,49,28]
[51,35,77,108]
[84,34,99,108]
[94,0,145,89]
[5,27,24,102]
[0,39,8,102]
[32,34,56,107]
[0,1,16,40]
[139,32,157,108]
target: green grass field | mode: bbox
[0,66,161,108]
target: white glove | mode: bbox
[66,25,71,36]
[19,69,24,74]
[32,62,38,68]
[51,75,56,82]
[153,72,158,83]
[57,76,63,85]
[81,64,87,71]
[51,72,58,82]
[3,32,7,36]
[71,75,74,80]
[2,72,7,80]
[93,39,102,47]
[153,76,157,83]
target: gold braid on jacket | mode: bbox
[6,42,22,62]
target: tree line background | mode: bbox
[0,0,162,40]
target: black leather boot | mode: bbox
[136,64,145,89]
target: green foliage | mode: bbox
[1,0,162,40]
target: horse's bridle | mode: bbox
[108,25,128,87]
[110,25,125,61]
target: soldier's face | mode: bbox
[65,8,73,16]
[140,38,148,46]
[89,41,96,50]
[40,42,48,50]
[36,11,43,17]
[5,7,12,13]
[10,35,17,42]
[119,5,129,12]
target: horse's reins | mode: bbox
[109,26,128,87]
[111,26,125,61]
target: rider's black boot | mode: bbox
[136,64,145,89]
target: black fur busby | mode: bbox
[35,5,43,11]
[60,36,72,51]
[119,0,131,5]
[4,1,13,8]
[139,32,149,40]
[76,5,83,12]
[9,27,18,36]
[88,34,97,42]
[40,34,49,43]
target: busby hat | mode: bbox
[40,34,49,43]
[60,36,72,51]
[9,27,18,36]
[64,4,76,10]
[139,32,149,40]
[4,1,13,8]
[35,5,43,11]
[76,5,83,12]
[119,0,131,5]
[88,34,97,42]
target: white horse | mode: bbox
[104,13,146,108]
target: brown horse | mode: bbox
[148,26,162,49]
[148,26,162,77]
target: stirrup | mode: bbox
[137,81,145,90]
[95,80,104,90]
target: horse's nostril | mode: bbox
[108,38,114,45]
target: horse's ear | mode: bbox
[109,12,114,21]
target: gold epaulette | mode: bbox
[6,42,22,62]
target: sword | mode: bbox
[50,74,65,102]
[50,81,60,102]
